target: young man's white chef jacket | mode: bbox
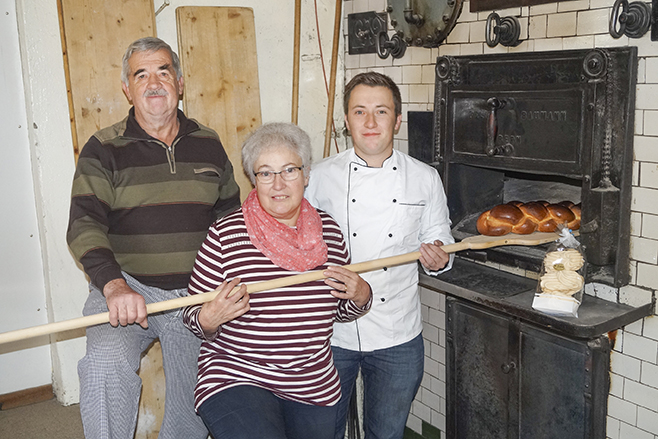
[305,148,454,352]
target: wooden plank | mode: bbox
[58,0,156,160]
[135,341,164,439]
[177,6,262,201]
[58,3,163,436]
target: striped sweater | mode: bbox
[67,108,241,291]
[183,208,371,409]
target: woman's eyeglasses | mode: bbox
[254,166,304,184]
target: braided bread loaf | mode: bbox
[476,201,581,236]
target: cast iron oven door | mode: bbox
[433,47,637,287]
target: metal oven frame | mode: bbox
[430,47,637,287]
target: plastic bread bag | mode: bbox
[532,227,586,317]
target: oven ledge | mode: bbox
[419,258,653,339]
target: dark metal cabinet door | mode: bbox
[446,297,610,439]
[518,323,609,439]
[446,297,520,439]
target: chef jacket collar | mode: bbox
[350,148,396,169]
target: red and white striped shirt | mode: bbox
[183,208,370,410]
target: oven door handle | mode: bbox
[486,97,505,156]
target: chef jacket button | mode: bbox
[353,167,358,171]
[383,267,388,271]
[352,199,356,203]
[381,298,386,302]
[388,233,393,238]
[393,167,397,170]
[393,199,397,203]
[353,233,357,237]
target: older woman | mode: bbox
[183,122,372,439]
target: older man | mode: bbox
[305,72,454,439]
[67,37,240,439]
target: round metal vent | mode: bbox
[386,0,464,47]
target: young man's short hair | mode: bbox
[343,72,402,116]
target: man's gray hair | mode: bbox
[121,37,183,85]
[242,123,312,186]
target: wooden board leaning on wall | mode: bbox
[177,6,262,202]
[58,0,156,161]
[57,2,163,438]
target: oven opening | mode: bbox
[447,163,583,274]
[501,171,582,206]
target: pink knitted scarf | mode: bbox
[242,189,328,271]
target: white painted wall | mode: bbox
[0,0,51,395]
[1,0,345,403]
[13,0,89,404]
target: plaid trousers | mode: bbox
[78,273,208,439]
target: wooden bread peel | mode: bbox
[0,231,572,345]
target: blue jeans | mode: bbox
[197,385,338,439]
[332,334,425,439]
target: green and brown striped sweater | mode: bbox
[67,108,241,292]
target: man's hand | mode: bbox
[323,266,372,308]
[198,278,250,335]
[103,278,148,328]
[419,240,450,271]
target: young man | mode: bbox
[67,37,240,439]
[305,72,454,439]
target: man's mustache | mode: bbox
[143,89,168,97]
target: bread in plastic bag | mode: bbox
[532,227,585,317]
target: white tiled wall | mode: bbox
[342,0,658,437]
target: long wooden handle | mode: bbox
[291,0,301,124]
[322,0,342,158]
[0,231,567,345]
